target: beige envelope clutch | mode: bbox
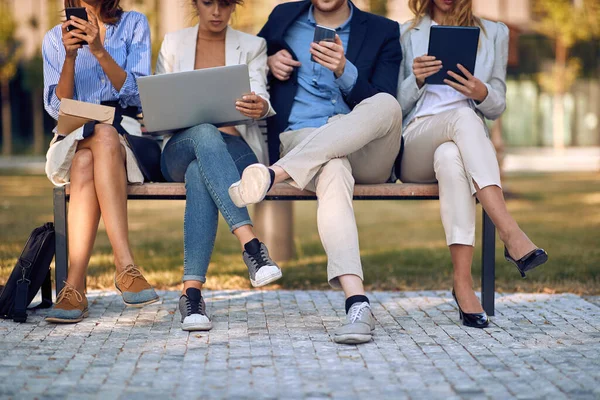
[56,99,115,135]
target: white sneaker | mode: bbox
[179,288,212,331]
[228,164,272,207]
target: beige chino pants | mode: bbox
[275,93,404,288]
[400,107,502,246]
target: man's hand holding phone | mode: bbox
[310,34,347,78]
[268,50,301,81]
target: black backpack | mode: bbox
[0,223,55,322]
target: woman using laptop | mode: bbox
[156,0,282,331]
[397,0,548,328]
[42,0,158,324]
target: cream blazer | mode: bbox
[155,25,275,165]
[397,16,509,131]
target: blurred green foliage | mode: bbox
[532,0,600,94]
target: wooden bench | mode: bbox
[53,182,497,315]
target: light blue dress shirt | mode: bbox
[42,11,151,121]
[284,5,358,132]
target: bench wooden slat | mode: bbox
[54,180,494,315]
[63,182,439,200]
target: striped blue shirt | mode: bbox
[42,11,151,120]
[284,5,357,132]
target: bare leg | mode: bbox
[338,274,366,298]
[78,124,134,272]
[449,244,484,313]
[269,165,290,184]
[233,225,257,249]
[475,183,536,260]
[65,149,101,293]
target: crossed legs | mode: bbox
[402,108,540,313]
[67,124,134,292]
[267,93,404,294]
[161,123,282,294]
[270,93,404,188]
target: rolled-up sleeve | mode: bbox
[42,28,63,121]
[112,13,151,110]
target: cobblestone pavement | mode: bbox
[1,290,599,400]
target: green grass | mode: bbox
[1,171,599,293]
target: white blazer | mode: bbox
[397,15,509,131]
[155,25,276,165]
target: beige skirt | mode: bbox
[45,116,145,186]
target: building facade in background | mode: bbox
[7,0,599,148]
[12,0,532,46]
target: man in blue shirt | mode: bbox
[228,0,403,345]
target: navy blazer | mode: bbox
[258,0,402,163]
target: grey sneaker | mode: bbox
[228,164,271,207]
[179,288,212,331]
[243,242,283,287]
[333,302,375,344]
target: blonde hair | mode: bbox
[408,0,486,34]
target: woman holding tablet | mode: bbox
[42,0,158,323]
[397,0,548,328]
[156,0,282,331]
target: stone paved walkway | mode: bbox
[1,290,599,400]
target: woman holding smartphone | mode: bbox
[43,0,158,323]
[156,0,282,331]
[397,0,548,328]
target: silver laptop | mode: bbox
[138,64,252,134]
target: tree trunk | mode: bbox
[552,93,565,150]
[1,79,12,156]
[33,88,45,155]
[253,202,295,263]
[553,38,568,150]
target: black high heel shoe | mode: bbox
[504,247,548,278]
[452,290,489,329]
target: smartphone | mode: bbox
[65,7,88,45]
[311,25,336,62]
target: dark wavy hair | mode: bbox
[64,0,124,25]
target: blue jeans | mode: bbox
[161,124,258,283]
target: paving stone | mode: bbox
[1,290,599,399]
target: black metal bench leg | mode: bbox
[53,187,68,298]
[481,208,496,316]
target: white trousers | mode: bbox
[400,108,502,246]
[276,93,404,288]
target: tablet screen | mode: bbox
[426,25,480,85]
